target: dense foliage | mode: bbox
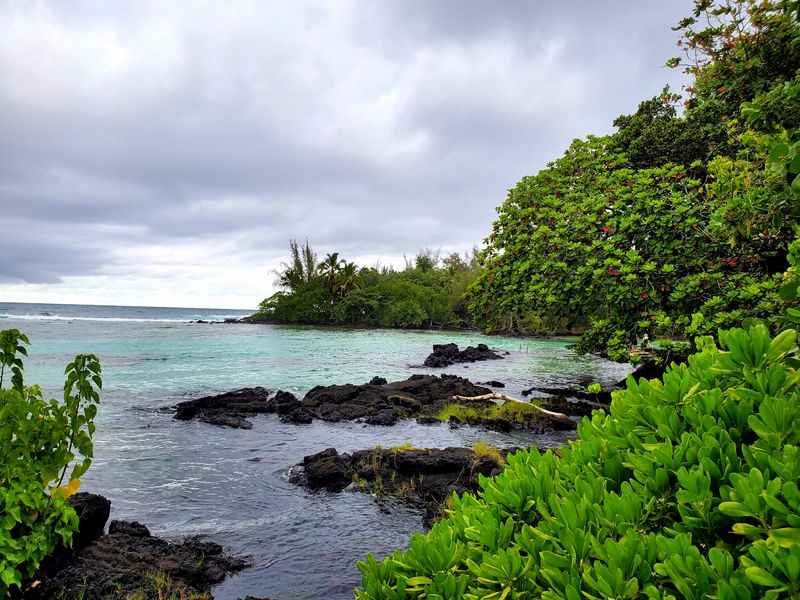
[255,240,481,329]
[0,329,102,595]
[357,322,800,599]
[469,0,800,360]
[355,2,800,598]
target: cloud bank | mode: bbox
[0,1,691,308]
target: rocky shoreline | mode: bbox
[172,373,583,432]
[217,314,586,338]
[58,343,674,597]
[17,494,262,600]
[167,339,664,433]
[292,445,516,526]
[520,357,678,404]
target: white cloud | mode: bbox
[0,0,691,308]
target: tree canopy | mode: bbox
[468,0,800,360]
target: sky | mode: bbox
[0,1,692,310]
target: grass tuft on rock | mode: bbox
[472,441,505,464]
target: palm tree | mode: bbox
[319,252,343,294]
[337,262,360,297]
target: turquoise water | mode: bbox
[1,302,630,599]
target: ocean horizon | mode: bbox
[0,301,253,324]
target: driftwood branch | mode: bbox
[450,393,573,426]
[572,397,608,409]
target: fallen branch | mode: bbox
[450,393,573,425]
[561,396,608,410]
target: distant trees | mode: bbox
[277,239,318,289]
[257,241,481,329]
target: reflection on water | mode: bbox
[4,305,630,600]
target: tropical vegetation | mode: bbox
[468,0,800,360]
[0,329,102,596]
[254,240,481,329]
[356,1,800,598]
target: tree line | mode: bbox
[255,240,481,329]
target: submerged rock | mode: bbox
[19,494,248,600]
[200,413,255,429]
[416,415,440,425]
[422,343,504,368]
[521,357,686,405]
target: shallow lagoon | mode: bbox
[2,303,630,599]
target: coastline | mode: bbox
[4,308,631,599]
[227,312,585,341]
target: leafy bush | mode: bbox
[0,329,102,595]
[611,88,711,170]
[357,323,800,599]
[469,136,742,357]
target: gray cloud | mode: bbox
[0,1,692,305]
[0,219,111,283]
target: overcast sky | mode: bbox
[0,1,691,309]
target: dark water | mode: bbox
[0,302,630,599]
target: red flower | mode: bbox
[640,291,649,300]
[607,267,621,276]
[600,226,611,234]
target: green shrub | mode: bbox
[0,329,102,595]
[381,298,428,329]
[356,323,800,598]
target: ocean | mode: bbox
[0,302,629,599]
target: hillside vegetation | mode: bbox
[355,1,800,598]
[468,0,800,360]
